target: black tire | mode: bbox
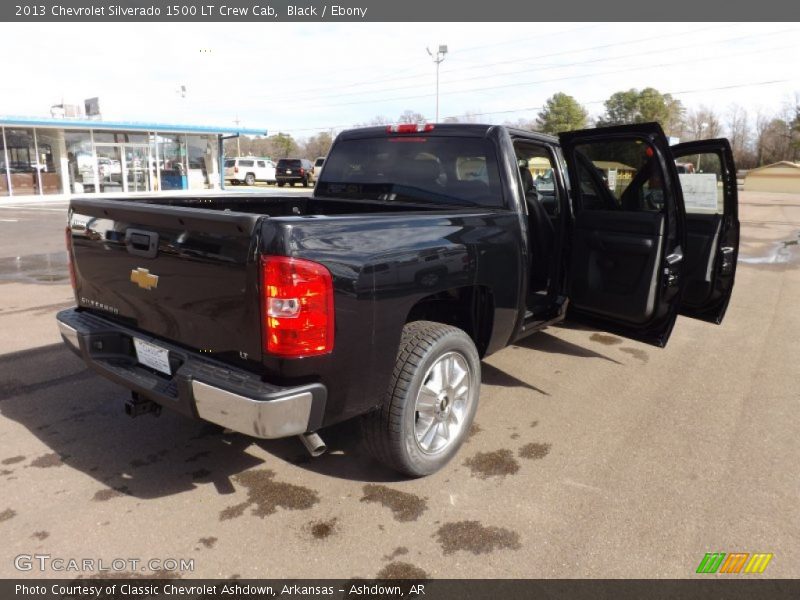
[245,173,255,186]
[231,180,239,186]
[302,177,309,188]
[290,181,296,187]
[362,321,481,477]
[277,182,285,187]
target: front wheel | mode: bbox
[362,321,480,477]
[244,173,255,186]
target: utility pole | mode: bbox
[234,115,241,156]
[426,44,448,123]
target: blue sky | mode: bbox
[3,22,799,139]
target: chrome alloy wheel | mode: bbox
[413,351,472,454]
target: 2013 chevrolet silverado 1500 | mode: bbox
[57,122,739,476]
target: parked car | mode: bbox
[58,122,739,477]
[224,157,276,186]
[313,156,326,182]
[275,158,314,187]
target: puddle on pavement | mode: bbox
[620,347,649,363]
[0,252,69,284]
[590,333,622,346]
[1,456,25,465]
[0,508,16,522]
[198,536,218,549]
[464,449,520,479]
[220,469,319,520]
[519,442,552,460]
[739,231,800,265]
[308,518,338,540]
[435,520,521,555]
[360,484,427,522]
[383,547,409,561]
[30,452,68,468]
[376,562,429,579]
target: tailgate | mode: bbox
[68,198,263,362]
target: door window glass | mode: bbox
[673,152,724,214]
[573,140,666,212]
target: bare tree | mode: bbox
[727,104,754,167]
[684,105,722,141]
[397,110,427,124]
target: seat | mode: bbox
[520,166,555,292]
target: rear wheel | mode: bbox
[302,176,309,188]
[362,321,480,477]
[277,182,285,187]
[245,173,255,186]
[290,181,296,187]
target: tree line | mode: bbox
[225,91,800,170]
[490,89,800,170]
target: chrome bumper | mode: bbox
[192,381,313,438]
[55,308,326,439]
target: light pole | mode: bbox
[234,115,241,156]
[426,44,448,123]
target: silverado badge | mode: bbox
[130,267,159,290]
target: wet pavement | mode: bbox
[0,191,798,579]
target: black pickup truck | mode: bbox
[57,122,739,476]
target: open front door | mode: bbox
[560,123,685,347]
[671,139,739,324]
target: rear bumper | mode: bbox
[56,308,326,439]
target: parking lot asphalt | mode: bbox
[0,191,797,579]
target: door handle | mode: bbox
[663,252,683,287]
[125,228,159,258]
[719,246,735,275]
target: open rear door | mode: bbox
[560,123,685,347]
[671,139,739,323]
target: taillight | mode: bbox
[65,226,76,291]
[234,166,239,173]
[387,123,434,134]
[260,256,334,357]
[299,168,305,175]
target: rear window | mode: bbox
[224,159,235,167]
[277,159,302,168]
[238,159,254,167]
[317,136,504,207]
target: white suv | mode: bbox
[224,157,276,186]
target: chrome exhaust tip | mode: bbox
[299,432,327,457]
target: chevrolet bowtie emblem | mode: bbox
[130,267,159,290]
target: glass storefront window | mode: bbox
[157,134,187,190]
[4,128,37,195]
[34,129,66,195]
[186,134,217,190]
[65,131,95,194]
[0,128,10,196]
[93,130,147,145]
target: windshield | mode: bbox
[317,136,504,207]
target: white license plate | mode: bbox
[286,169,292,174]
[133,338,171,375]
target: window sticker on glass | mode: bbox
[679,173,719,212]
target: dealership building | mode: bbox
[0,116,266,198]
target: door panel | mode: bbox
[560,123,684,347]
[671,139,739,323]
[571,210,664,324]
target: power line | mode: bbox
[270,79,794,136]
[275,41,799,111]
[249,24,734,105]
[268,27,797,106]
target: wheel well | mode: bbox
[405,286,494,357]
